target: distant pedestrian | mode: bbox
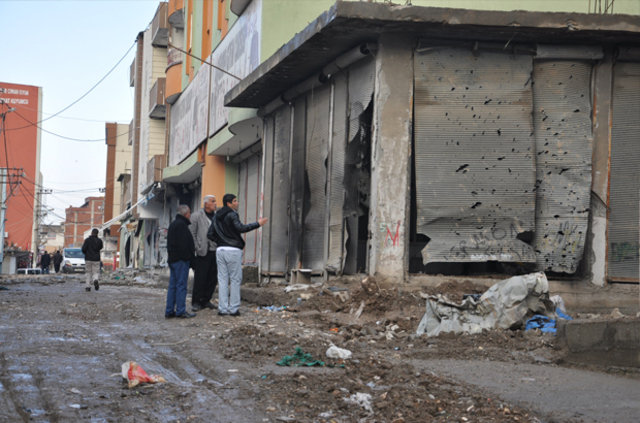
[82,228,103,292]
[40,252,51,274]
[165,204,196,319]
[208,193,267,316]
[53,250,63,273]
[189,195,218,312]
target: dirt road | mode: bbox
[0,273,637,422]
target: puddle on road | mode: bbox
[11,372,33,382]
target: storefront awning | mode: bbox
[162,149,202,183]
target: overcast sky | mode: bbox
[0,0,162,224]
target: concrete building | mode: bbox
[102,122,132,269]
[225,2,640,292]
[163,0,353,268]
[0,82,43,272]
[64,196,104,247]
[40,224,64,253]
[117,2,170,269]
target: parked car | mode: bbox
[62,248,85,273]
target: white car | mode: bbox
[62,248,85,273]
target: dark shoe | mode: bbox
[93,280,99,291]
[165,312,176,319]
[204,302,216,310]
[217,311,228,316]
[230,311,241,317]
[176,312,196,318]
[191,304,203,312]
[85,287,91,292]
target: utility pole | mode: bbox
[0,168,24,273]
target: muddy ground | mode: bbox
[0,271,638,423]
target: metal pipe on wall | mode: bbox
[258,42,377,117]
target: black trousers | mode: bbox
[191,250,218,306]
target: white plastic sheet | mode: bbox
[416,272,553,337]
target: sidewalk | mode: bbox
[413,359,640,423]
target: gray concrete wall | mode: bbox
[370,34,414,281]
[557,318,640,368]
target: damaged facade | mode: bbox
[225,2,640,285]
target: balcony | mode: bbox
[149,78,166,119]
[146,155,166,190]
[151,2,169,47]
[168,0,184,28]
[129,58,135,87]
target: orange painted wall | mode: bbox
[0,82,41,252]
[201,149,225,205]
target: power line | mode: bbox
[11,110,116,142]
[5,41,137,132]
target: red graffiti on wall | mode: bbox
[383,221,402,247]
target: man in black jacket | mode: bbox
[82,228,103,292]
[209,193,267,316]
[165,204,196,318]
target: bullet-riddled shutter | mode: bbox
[302,84,331,271]
[532,57,594,274]
[414,45,536,264]
[608,60,640,281]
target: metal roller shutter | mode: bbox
[608,62,640,281]
[302,84,331,271]
[532,60,593,273]
[414,45,536,264]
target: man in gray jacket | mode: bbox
[189,195,218,311]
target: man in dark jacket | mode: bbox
[208,193,267,316]
[53,250,63,273]
[40,252,51,274]
[165,204,196,318]
[82,228,103,292]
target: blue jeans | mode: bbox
[166,260,190,316]
[216,248,243,314]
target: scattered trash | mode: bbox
[550,295,566,313]
[257,305,288,312]
[69,387,81,394]
[351,300,365,320]
[610,307,625,319]
[276,347,325,367]
[417,272,554,337]
[344,392,373,413]
[326,345,352,360]
[121,361,166,388]
[326,286,348,292]
[228,369,239,373]
[525,307,572,334]
[524,315,556,333]
[284,283,320,293]
[68,404,87,410]
[329,327,339,333]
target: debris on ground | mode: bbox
[121,361,166,388]
[417,272,554,337]
[276,346,325,367]
[326,345,352,359]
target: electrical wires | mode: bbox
[5,41,137,132]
